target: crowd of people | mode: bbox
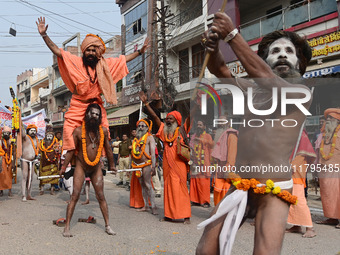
[0,13,339,254]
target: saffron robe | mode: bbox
[319,128,340,219]
[189,132,213,205]
[130,171,144,208]
[213,130,238,206]
[157,122,191,219]
[287,155,314,227]
[0,140,12,190]
[57,49,128,150]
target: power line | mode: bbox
[0,10,119,17]
[16,0,117,36]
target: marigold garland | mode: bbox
[132,133,151,160]
[0,145,5,157]
[39,137,56,152]
[4,141,12,165]
[27,135,39,156]
[228,174,297,205]
[81,121,104,166]
[320,125,340,160]
[165,127,179,144]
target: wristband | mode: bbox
[138,49,142,55]
[41,34,47,38]
[223,28,238,43]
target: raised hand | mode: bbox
[139,91,148,104]
[36,16,48,36]
[140,37,151,54]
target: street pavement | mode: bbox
[0,170,339,255]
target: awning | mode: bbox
[303,65,340,78]
[107,104,140,119]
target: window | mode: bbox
[191,44,205,78]
[26,95,30,102]
[133,19,142,35]
[179,48,189,84]
[116,80,122,92]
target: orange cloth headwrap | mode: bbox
[81,34,117,105]
[137,119,153,133]
[27,124,37,130]
[81,34,106,55]
[167,111,182,126]
[324,108,340,120]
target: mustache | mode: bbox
[274,59,294,69]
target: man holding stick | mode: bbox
[196,12,312,255]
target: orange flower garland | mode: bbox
[165,127,179,144]
[4,142,12,165]
[132,133,151,160]
[39,136,56,152]
[320,125,340,160]
[227,174,297,205]
[27,135,39,156]
[81,121,104,166]
[0,145,5,157]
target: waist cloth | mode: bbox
[197,179,293,255]
[20,158,39,191]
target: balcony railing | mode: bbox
[39,87,52,98]
[22,101,31,112]
[31,68,48,85]
[167,4,203,31]
[54,77,65,89]
[240,0,337,41]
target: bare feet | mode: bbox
[151,207,158,215]
[50,187,55,195]
[81,200,89,205]
[0,191,3,197]
[62,227,73,237]
[8,190,13,197]
[22,197,27,202]
[286,226,303,234]
[336,224,340,229]
[160,217,172,222]
[184,218,191,225]
[316,218,339,225]
[40,190,44,195]
[105,225,116,235]
[302,227,316,238]
[137,206,148,212]
[27,196,36,200]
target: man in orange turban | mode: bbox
[0,126,15,197]
[36,17,149,153]
[140,93,192,224]
[315,108,340,229]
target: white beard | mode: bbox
[136,128,147,139]
[325,121,339,141]
[164,122,178,136]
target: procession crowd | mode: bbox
[1,12,340,254]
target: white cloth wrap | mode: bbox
[197,179,293,255]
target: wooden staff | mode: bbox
[191,0,228,101]
[107,168,142,174]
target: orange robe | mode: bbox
[57,49,128,150]
[130,171,144,208]
[0,141,12,190]
[157,122,191,219]
[319,129,340,219]
[287,155,313,227]
[213,132,237,206]
[190,132,212,205]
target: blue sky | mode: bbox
[0,0,122,106]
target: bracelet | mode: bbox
[41,34,47,38]
[223,28,238,43]
[138,49,142,55]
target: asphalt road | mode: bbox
[0,170,339,255]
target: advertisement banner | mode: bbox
[0,103,12,128]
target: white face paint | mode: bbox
[266,38,299,74]
[46,133,54,141]
[28,128,37,137]
[87,108,100,120]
